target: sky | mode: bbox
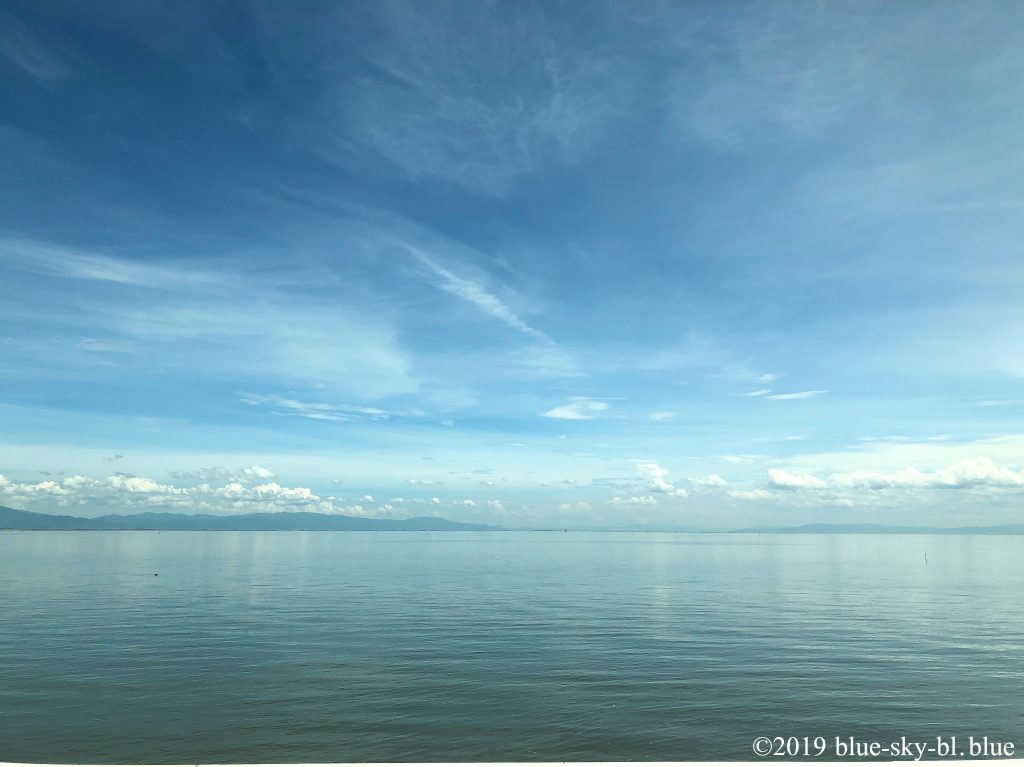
[2,0,1024,528]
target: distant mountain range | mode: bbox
[0,506,500,531]
[1,506,1022,534]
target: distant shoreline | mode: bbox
[1,506,1022,535]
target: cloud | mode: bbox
[767,457,1024,492]
[766,390,827,400]
[5,237,218,288]
[3,237,417,399]
[242,465,275,481]
[611,495,658,506]
[768,468,829,490]
[406,479,441,486]
[721,454,762,464]
[728,489,777,501]
[693,474,728,488]
[407,247,548,341]
[321,2,629,195]
[0,464,431,518]
[542,398,609,420]
[649,411,676,421]
[0,469,339,514]
[0,12,72,80]
[635,462,689,497]
[832,457,1024,490]
[240,394,394,422]
[557,501,593,512]
[666,3,974,150]
[741,389,772,397]
[107,475,182,494]
[170,466,275,483]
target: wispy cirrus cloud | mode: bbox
[240,394,395,422]
[407,246,549,341]
[318,2,632,195]
[0,11,73,80]
[766,390,827,400]
[2,237,417,398]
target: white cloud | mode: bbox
[107,475,184,494]
[728,489,777,501]
[766,457,1024,493]
[406,478,441,486]
[636,462,689,497]
[256,482,317,500]
[611,495,658,506]
[542,398,609,420]
[171,466,275,484]
[766,390,827,400]
[0,468,339,516]
[767,468,828,490]
[741,389,771,397]
[693,474,728,488]
[649,411,676,421]
[242,465,275,481]
[831,457,1024,490]
[557,501,593,512]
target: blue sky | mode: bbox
[2,0,1024,527]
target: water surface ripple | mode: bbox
[1,531,1021,762]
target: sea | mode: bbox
[1,531,1022,763]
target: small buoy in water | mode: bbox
[154,573,159,576]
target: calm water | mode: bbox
[1,531,1022,762]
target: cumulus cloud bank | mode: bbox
[768,457,1024,492]
[1,468,362,517]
